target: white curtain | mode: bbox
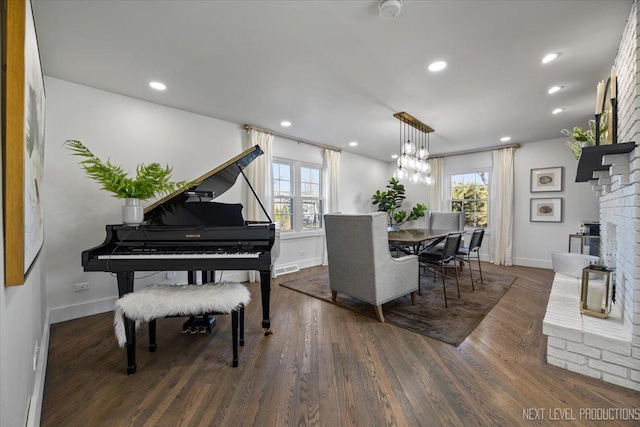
[246,129,274,281]
[322,149,340,265]
[489,147,515,266]
[427,157,445,212]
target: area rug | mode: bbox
[280,269,516,346]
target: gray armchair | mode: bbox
[324,212,419,322]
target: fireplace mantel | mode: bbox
[575,142,636,182]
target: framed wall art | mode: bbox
[531,166,563,192]
[2,0,46,286]
[530,198,562,223]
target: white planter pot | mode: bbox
[122,198,143,226]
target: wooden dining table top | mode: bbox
[387,228,453,244]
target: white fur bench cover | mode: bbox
[114,282,250,347]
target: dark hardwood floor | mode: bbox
[41,264,640,426]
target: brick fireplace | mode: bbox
[543,1,640,391]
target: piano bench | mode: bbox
[114,282,251,373]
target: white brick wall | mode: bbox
[544,0,640,393]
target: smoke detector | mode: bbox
[379,0,402,19]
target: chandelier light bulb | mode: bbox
[425,175,435,186]
[404,140,416,155]
[409,171,422,184]
[418,160,431,174]
[399,154,412,168]
[393,167,408,180]
[417,147,429,160]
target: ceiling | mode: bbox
[32,0,632,161]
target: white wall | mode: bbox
[338,151,391,214]
[513,138,599,268]
[44,77,249,322]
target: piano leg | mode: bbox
[124,315,137,374]
[116,271,135,297]
[116,272,137,374]
[259,270,272,334]
[239,304,245,346]
[148,320,157,352]
[231,308,239,367]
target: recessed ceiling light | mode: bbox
[349,141,358,147]
[391,154,398,159]
[542,53,559,64]
[552,108,564,114]
[500,136,511,142]
[149,81,166,91]
[428,61,447,72]
[280,121,291,127]
[548,85,562,94]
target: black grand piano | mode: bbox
[82,145,275,373]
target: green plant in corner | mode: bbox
[65,140,193,200]
[561,112,608,160]
[372,177,427,228]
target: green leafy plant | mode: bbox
[372,178,427,227]
[65,140,193,200]
[561,112,608,160]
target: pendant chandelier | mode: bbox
[392,112,435,185]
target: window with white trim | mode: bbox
[450,170,489,228]
[273,160,323,232]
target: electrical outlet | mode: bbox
[74,282,90,291]
[166,271,176,279]
[299,249,306,256]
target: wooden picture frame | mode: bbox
[530,198,562,223]
[2,0,46,286]
[530,167,563,192]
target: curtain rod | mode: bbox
[431,143,520,158]
[243,124,342,153]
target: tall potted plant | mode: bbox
[66,140,192,225]
[372,178,427,230]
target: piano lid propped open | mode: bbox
[143,145,263,216]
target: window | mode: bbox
[450,171,489,228]
[273,160,323,232]
[273,162,293,230]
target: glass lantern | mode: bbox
[580,266,613,318]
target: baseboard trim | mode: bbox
[511,257,552,269]
[49,296,118,324]
[26,310,50,427]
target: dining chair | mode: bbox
[324,212,419,322]
[457,228,485,287]
[418,232,463,307]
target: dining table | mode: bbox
[387,228,455,255]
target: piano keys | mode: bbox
[81,145,275,374]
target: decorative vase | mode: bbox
[122,198,143,226]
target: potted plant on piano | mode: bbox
[65,140,193,226]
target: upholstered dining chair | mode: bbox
[428,211,465,232]
[457,228,485,287]
[324,212,419,322]
[418,232,463,307]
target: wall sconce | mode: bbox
[580,265,613,318]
